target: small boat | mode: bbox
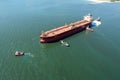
[14,51,24,56]
[60,40,70,47]
[86,17,101,32]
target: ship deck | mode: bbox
[40,20,91,38]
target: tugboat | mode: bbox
[91,17,101,27]
[14,51,24,56]
[86,17,101,32]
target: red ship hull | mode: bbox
[40,23,89,43]
[40,14,95,43]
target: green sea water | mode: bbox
[0,0,120,80]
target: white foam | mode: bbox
[88,0,111,4]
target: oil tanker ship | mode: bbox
[40,14,93,43]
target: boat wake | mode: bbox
[24,53,34,58]
[88,0,111,4]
